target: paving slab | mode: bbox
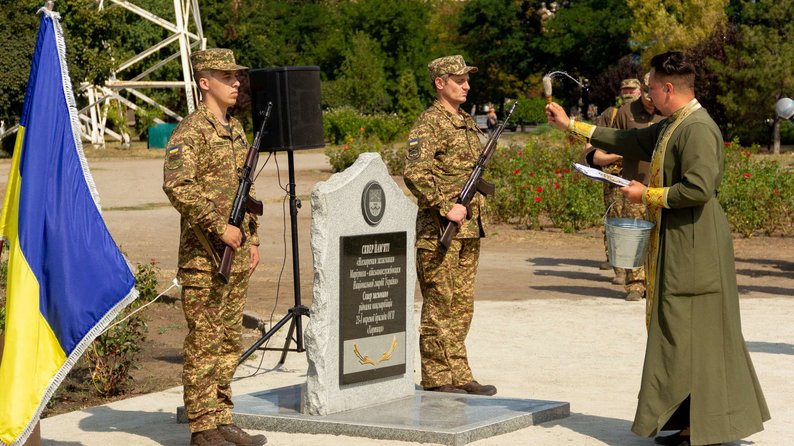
[226,384,569,446]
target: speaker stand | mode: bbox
[239,150,309,366]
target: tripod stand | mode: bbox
[239,150,309,366]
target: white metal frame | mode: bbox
[83,0,205,147]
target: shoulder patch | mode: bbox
[407,138,421,161]
[165,144,183,170]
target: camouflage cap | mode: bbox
[191,48,248,72]
[427,55,477,82]
[620,78,641,90]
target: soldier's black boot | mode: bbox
[218,423,268,446]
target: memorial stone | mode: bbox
[305,153,418,415]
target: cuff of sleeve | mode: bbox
[644,187,669,209]
[212,219,227,236]
[439,202,455,218]
[568,118,596,140]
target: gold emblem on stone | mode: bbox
[353,336,398,366]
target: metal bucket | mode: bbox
[605,215,655,269]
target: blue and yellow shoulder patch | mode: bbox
[406,138,421,161]
[165,144,183,170]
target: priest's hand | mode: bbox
[621,180,646,204]
[545,102,570,131]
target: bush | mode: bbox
[323,106,408,145]
[85,259,160,396]
[719,142,794,236]
[326,136,407,176]
[488,128,603,231]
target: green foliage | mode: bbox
[628,0,729,63]
[325,131,383,173]
[711,0,794,149]
[327,33,391,113]
[396,69,425,124]
[488,128,603,231]
[508,97,548,125]
[85,260,160,396]
[323,107,407,145]
[719,142,794,236]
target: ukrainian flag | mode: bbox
[0,9,137,445]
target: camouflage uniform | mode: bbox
[404,56,486,389]
[162,49,259,434]
[589,84,662,298]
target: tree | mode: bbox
[711,0,794,151]
[396,69,424,123]
[628,0,729,63]
[330,32,391,114]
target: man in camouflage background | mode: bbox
[585,74,662,301]
[585,78,642,282]
[403,55,497,396]
[163,48,267,446]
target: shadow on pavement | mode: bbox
[76,405,188,446]
[738,285,794,297]
[528,257,603,269]
[530,285,623,300]
[735,268,794,279]
[534,268,612,283]
[746,341,794,356]
[541,412,753,446]
[735,257,794,271]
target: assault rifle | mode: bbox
[217,102,271,283]
[440,102,517,248]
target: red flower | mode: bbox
[554,183,560,189]
[517,151,523,156]
[513,168,521,175]
[725,141,732,147]
[554,169,561,174]
[529,172,535,177]
[343,144,350,150]
[563,168,571,173]
[359,127,365,133]
[743,172,751,178]
[741,151,752,157]
[536,186,543,192]
[534,196,542,202]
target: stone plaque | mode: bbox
[339,232,407,385]
[305,153,417,415]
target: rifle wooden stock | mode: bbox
[217,102,271,283]
[439,102,517,249]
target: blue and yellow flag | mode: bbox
[0,9,138,445]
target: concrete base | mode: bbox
[220,384,569,446]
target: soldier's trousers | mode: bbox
[605,187,648,295]
[181,269,249,432]
[416,238,479,389]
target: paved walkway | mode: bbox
[41,297,793,445]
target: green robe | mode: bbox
[590,107,770,445]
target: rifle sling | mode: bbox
[191,225,221,268]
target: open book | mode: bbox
[572,163,631,187]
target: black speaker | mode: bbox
[249,66,325,151]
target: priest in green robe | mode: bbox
[546,51,770,446]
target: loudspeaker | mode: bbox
[249,66,325,151]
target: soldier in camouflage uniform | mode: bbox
[163,49,267,446]
[403,55,497,396]
[586,78,642,279]
[585,74,662,301]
